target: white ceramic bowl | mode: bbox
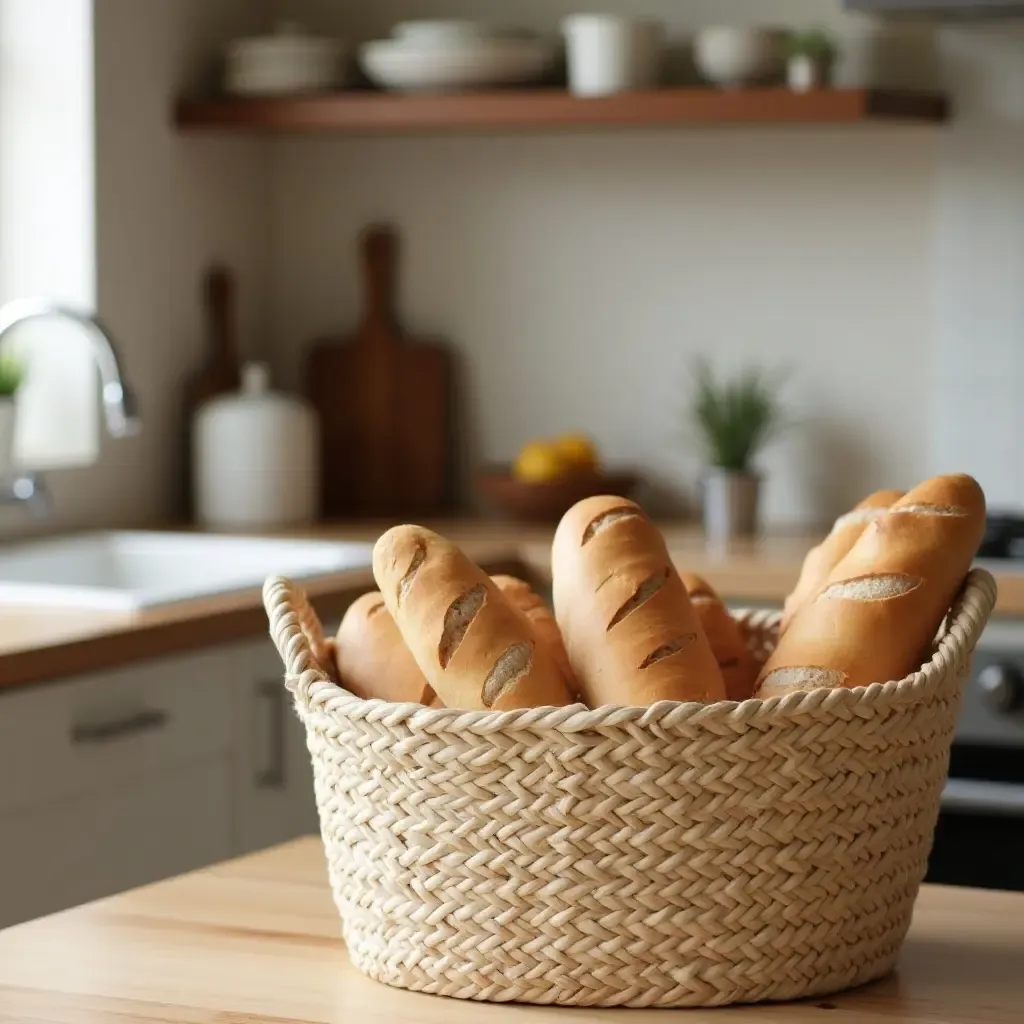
[226,23,348,96]
[693,26,788,88]
[392,20,494,46]
[359,37,556,92]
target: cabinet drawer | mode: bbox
[0,647,235,816]
[0,755,232,928]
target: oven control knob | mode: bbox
[977,664,1024,714]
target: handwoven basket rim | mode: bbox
[264,568,996,735]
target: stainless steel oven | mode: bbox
[927,616,1024,891]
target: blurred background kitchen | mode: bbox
[2,0,1024,927]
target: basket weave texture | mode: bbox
[264,569,996,1009]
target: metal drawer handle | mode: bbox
[942,778,1024,819]
[71,708,169,746]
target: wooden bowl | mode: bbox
[478,466,639,523]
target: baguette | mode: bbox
[781,489,905,631]
[311,637,340,685]
[756,474,985,699]
[334,591,440,706]
[372,526,575,711]
[491,575,578,696]
[552,496,726,707]
[294,599,340,685]
[680,572,759,702]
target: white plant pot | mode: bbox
[787,53,832,93]
[0,398,16,476]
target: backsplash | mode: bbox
[262,0,1024,523]
[269,128,936,525]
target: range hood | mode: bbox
[847,0,1024,14]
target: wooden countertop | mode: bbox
[1,521,1020,691]
[0,836,1020,1022]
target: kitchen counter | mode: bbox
[0,836,1021,1022]
[1,520,1020,691]
[0,528,525,690]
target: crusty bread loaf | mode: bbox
[311,637,340,685]
[293,597,341,685]
[680,572,759,702]
[552,496,726,707]
[757,474,985,699]
[491,575,578,696]
[373,526,575,711]
[781,489,905,631]
[334,591,440,706]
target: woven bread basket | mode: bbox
[264,568,996,1009]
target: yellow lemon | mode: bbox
[553,433,600,472]
[513,441,567,483]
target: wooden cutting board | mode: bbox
[307,225,454,519]
[182,266,241,519]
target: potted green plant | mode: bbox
[690,358,786,540]
[0,352,23,474]
[785,28,839,93]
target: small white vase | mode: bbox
[0,398,16,475]
[787,53,832,93]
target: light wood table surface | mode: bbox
[0,837,1021,1023]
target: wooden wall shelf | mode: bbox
[175,87,950,135]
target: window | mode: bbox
[0,0,98,468]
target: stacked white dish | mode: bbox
[225,22,349,96]
[359,20,557,92]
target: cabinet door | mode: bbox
[231,638,320,856]
[0,647,235,816]
[0,756,232,929]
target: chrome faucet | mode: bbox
[0,299,141,516]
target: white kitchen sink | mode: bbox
[0,531,374,611]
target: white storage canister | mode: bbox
[194,362,319,529]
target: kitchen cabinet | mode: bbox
[0,757,231,928]
[231,637,319,854]
[0,648,235,817]
[0,633,329,929]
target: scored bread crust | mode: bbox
[372,526,575,711]
[781,489,906,632]
[757,474,986,698]
[491,575,579,696]
[680,572,759,702]
[552,496,726,707]
[335,591,440,706]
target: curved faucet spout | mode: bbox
[0,298,142,438]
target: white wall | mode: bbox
[8,1,1021,532]
[89,0,273,529]
[267,0,957,524]
[930,23,1024,511]
[270,130,936,524]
